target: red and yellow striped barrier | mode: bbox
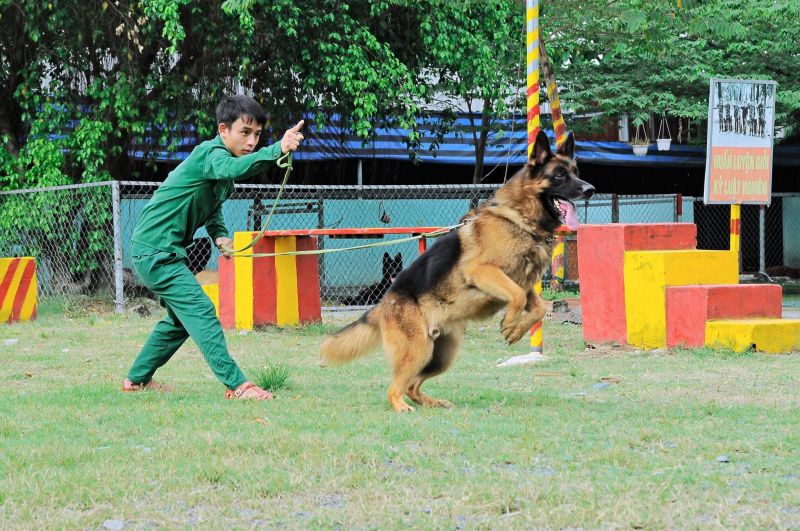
[0,257,37,324]
[218,232,321,329]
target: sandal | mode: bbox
[225,382,274,400]
[122,378,173,392]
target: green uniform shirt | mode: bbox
[132,135,283,257]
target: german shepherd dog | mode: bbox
[320,131,594,411]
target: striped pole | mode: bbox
[551,239,565,281]
[539,40,568,148]
[540,37,569,293]
[526,0,544,355]
[526,0,541,152]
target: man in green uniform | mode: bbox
[123,95,304,400]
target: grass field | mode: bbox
[1,298,799,528]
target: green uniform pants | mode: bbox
[127,243,247,390]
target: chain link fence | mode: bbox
[2,181,798,312]
[0,182,117,299]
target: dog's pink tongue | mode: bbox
[558,199,579,230]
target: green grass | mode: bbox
[255,361,291,391]
[541,285,580,301]
[1,305,799,528]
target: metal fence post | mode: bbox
[759,205,766,275]
[611,193,619,223]
[111,180,125,314]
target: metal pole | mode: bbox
[730,204,741,273]
[357,159,363,199]
[759,205,766,275]
[611,193,619,223]
[317,194,325,295]
[253,197,262,231]
[111,180,125,314]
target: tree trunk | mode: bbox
[472,98,491,185]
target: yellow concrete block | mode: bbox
[706,319,800,353]
[233,231,256,330]
[624,250,738,349]
[200,283,219,317]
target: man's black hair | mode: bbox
[215,95,267,128]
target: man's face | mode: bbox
[218,117,262,157]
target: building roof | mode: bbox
[131,114,800,168]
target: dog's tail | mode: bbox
[320,307,381,366]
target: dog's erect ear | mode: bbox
[530,130,552,166]
[393,253,401,263]
[557,132,575,159]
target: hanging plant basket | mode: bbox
[656,114,672,151]
[630,124,650,156]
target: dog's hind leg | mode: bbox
[406,323,465,409]
[380,307,433,412]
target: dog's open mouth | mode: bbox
[553,197,579,230]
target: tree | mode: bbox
[0,0,432,188]
[219,0,426,140]
[0,0,251,287]
[412,0,523,183]
[542,0,800,142]
[2,0,799,189]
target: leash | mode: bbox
[219,151,293,256]
[220,150,468,259]
[235,220,467,259]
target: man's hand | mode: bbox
[280,120,304,153]
[215,236,234,258]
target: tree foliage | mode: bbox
[544,0,800,142]
[1,0,799,190]
[413,0,523,183]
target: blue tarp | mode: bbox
[129,114,800,168]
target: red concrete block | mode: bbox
[622,223,697,251]
[218,255,236,330]
[252,237,278,327]
[577,223,697,344]
[666,284,783,348]
[295,236,322,323]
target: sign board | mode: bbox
[704,78,777,205]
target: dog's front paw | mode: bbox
[504,322,529,344]
[501,312,522,339]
